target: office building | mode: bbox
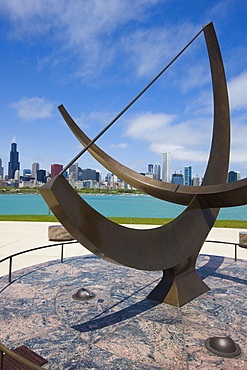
[51,164,63,178]
[228,171,241,183]
[171,172,184,185]
[8,141,20,179]
[32,162,39,179]
[37,169,46,183]
[81,168,98,181]
[14,169,20,182]
[184,166,192,186]
[153,162,161,181]
[148,164,153,173]
[23,169,31,177]
[69,163,79,181]
[0,158,3,179]
[22,169,32,181]
[162,152,171,182]
[192,174,200,186]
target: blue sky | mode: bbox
[1,0,247,181]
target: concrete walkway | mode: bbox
[0,221,247,277]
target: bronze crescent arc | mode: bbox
[40,22,233,273]
[56,26,246,209]
[58,107,247,208]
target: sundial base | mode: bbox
[147,253,210,307]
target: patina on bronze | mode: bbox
[40,23,245,307]
[205,337,241,358]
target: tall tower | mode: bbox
[37,169,46,183]
[32,162,40,179]
[184,166,192,186]
[153,162,161,181]
[148,164,153,173]
[162,153,171,182]
[69,163,79,181]
[0,158,3,179]
[14,169,20,182]
[193,174,200,186]
[8,141,20,179]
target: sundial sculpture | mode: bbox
[40,23,247,307]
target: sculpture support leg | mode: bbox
[147,252,210,307]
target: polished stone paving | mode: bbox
[0,254,246,369]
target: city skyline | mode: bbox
[1,140,241,186]
[1,1,247,180]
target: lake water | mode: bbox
[0,193,247,220]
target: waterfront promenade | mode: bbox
[0,222,247,368]
[0,221,247,276]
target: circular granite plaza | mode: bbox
[0,252,246,369]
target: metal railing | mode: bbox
[205,240,247,262]
[0,240,78,283]
[0,343,44,370]
[0,239,247,284]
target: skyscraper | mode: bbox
[37,169,46,183]
[14,169,20,182]
[171,172,184,185]
[0,158,3,179]
[32,162,39,179]
[8,141,20,179]
[162,152,171,182]
[51,164,63,178]
[148,164,153,173]
[81,168,97,181]
[153,162,161,181]
[184,166,192,186]
[228,171,241,182]
[23,169,31,177]
[69,163,79,181]
[193,174,200,186]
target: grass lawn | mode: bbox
[0,215,246,228]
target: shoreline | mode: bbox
[0,215,246,229]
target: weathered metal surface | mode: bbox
[205,337,241,358]
[58,105,247,207]
[40,23,245,306]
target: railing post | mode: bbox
[235,244,237,261]
[8,256,12,283]
[61,244,64,263]
[0,349,3,370]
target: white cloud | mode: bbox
[180,63,210,93]
[125,112,176,140]
[1,0,209,88]
[122,22,199,78]
[124,111,212,162]
[73,110,115,129]
[228,70,247,111]
[228,113,247,164]
[109,143,128,149]
[0,0,164,79]
[149,142,207,162]
[10,97,55,121]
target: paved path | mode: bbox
[0,222,247,276]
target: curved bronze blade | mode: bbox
[58,105,247,207]
[40,23,232,273]
[40,174,217,270]
[57,23,233,208]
